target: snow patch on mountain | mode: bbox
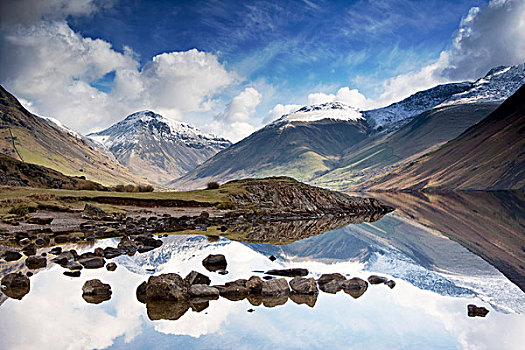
[272,102,363,125]
[88,110,231,150]
[41,116,82,139]
[437,63,525,107]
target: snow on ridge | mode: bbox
[41,116,82,139]
[88,110,231,149]
[272,102,363,125]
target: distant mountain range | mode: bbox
[171,63,525,190]
[88,111,231,185]
[0,86,144,186]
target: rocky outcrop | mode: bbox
[467,304,489,317]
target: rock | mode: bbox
[342,277,368,299]
[268,255,277,261]
[468,304,489,317]
[26,271,33,277]
[247,308,254,313]
[66,261,83,271]
[265,268,308,277]
[386,280,396,289]
[27,217,53,225]
[106,262,117,271]
[82,203,109,220]
[118,237,138,254]
[145,273,188,301]
[318,273,346,286]
[54,235,69,244]
[146,300,190,321]
[51,251,76,265]
[220,225,228,232]
[49,247,62,255]
[103,247,123,259]
[220,285,250,301]
[136,282,148,303]
[94,248,104,256]
[64,271,81,277]
[202,254,227,271]
[289,277,318,295]
[80,279,110,300]
[78,256,105,269]
[262,276,274,280]
[25,255,47,269]
[184,271,211,286]
[290,293,317,307]
[368,275,388,285]
[246,276,264,294]
[18,238,31,246]
[225,279,248,288]
[1,273,30,300]
[2,250,22,262]
[188,284,220,298]
[261,278,290,296]
[34,234,50,246]
[247,294,263,306]
[217,269,228,275]
[22,243,36,256]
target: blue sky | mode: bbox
[1,0,524,141]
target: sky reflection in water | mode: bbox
[1,207,524,350]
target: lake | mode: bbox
[1,191,524,349]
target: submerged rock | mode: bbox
[78,256,105,269]
[386,280,396,289]
[468,304,489,317]
[63,271,81,278]
[289,277,318,295]
[219,285,250,301]
[1,272,30,300]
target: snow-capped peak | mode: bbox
[436,63,525,107]
[272,102,363,125]
[88,110,230,149]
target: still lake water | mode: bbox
[0,191,524,350]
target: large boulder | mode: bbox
[145,273,188,301]
[1,272,30,300]
[342,277,368,299]
[184,271,211,286]
[289,277,318,295]
[261,278,290,296]
[188,284,219,298]
[82,279,112,304]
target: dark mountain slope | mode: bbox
[358,85,525,191]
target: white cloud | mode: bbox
[307,86,370,109]
[264,103,302,123]
[0,21,237,133]
[0,0,115,25]
[374,0,525,107]
[208,87,262,143]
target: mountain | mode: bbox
[0,86,144,186]
[357,84,525,191]
[171,63,525,190]
[170,102,370,189]
[88,110,231,185]
[0,153,105,189]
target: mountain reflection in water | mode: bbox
[0,193,524,350]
